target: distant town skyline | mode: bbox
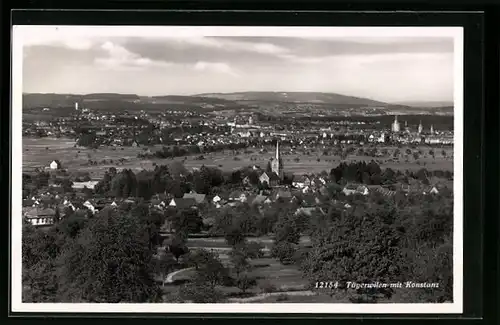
[20,27,455,103]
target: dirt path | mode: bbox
[165,267,195,284]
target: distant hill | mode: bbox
[393,100,454,108]
[22,92,453,117]
[195,91,390,107]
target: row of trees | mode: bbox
[330,161,453,186]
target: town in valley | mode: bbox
[21,32,455,304]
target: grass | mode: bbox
[23,137,453,178]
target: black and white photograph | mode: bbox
[11,25,463,314]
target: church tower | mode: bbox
[418,120,423,134]
[391,115,400,133]
[430,125,434,134]
[271,140,283,180]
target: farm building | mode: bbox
[49,160,62,170]
[182,192,207,204]
[24,207,56,227]
[169,198,197,209]
[72,180,100,190]
[342,184,369,196]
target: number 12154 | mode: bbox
[315,281,339,289]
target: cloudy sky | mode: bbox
[21,29,455,103]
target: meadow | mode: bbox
[159,235,315,303]
[23,137,454,179]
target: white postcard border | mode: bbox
[11,25,463,314]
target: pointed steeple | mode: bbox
[275,140,280,160]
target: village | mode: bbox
[22,139,446,229]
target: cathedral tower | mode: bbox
[418,120,423,134]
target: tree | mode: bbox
[56,211,161,303]
[153,252,178,287]
[188,249,229,287]
[169,161,188,179]
[163,234,189,261]
[235,272,257,294]
[169,209,203,239]
[56,212,87,239]
[273,208,302,245]
[271,241,297,265]
[22,225,61,302]
[301,204,407,302]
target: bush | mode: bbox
[271,242,297,265]
[178,281,224,303]
[245,241,265,259]
[276,294,289,301]
[235,273,257,293]
[260,282,278,293]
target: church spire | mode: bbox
[275,140,280,160]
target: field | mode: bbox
[23,137,454,178]
[159,236,318,303]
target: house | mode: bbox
[62,199,76,211]
[49,160,62,170]
[24,207,56,227]
[295,207,324,217]
[292,175,311,189]
[229,190,247,202]
[212,195,222,204]
[368,185,396,197]
[182,193,207,205]
[423,186,439,195]
[268,173,281,187]
[275,189,292,201]
[342,184,369,196]
[259,172,270,185]
[169,198,197,209]
[94,199,117,210]
[72,181,100,190]
[242,176,251,186]
[22,199,36,207]
[150,199,166,209]
[311,178,324,188]
[301,186,312,194]
[83,200,98,214]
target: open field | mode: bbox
[23,137,454,178]
[160,236,310,301]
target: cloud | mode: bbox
[23,33,97,51]
[94,41,173,70]
[173,37,291,56]
[193,61,238,76]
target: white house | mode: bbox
[83,200,97,214]
[49,160,62,170]
[342,184,369,196]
